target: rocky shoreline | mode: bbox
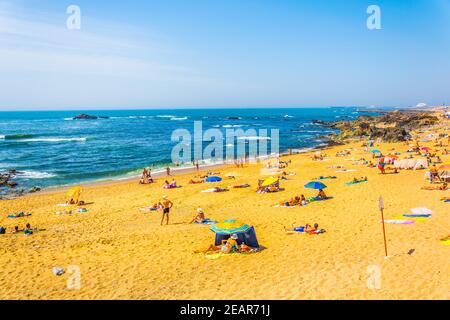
[315,109,441,143]
[0,170,41,200]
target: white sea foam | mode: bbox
[22,137,87,143]
[171,117,188,121]
[156,115,176,118]
[237,136,271,141]
[0,135,5,139]
[17,170,56,179]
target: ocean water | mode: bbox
[0,108,379,193]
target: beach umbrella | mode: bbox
[370,149,381,153]
[211,219,259,248]
[438,163,450,170]
[261,177,278,187]
[304,181,327,189]
[205,176,222,183]
[420,147,430,151]
[211,219,252,235]
[67,186,82,202]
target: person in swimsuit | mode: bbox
[189,207,206,224]
[161,196,174,226]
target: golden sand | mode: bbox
[0,130,449,300]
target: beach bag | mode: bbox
[0,227,5,234]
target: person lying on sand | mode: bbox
[285,223,326,235]
[230,184,250,189]
[421,182,448,191]
[189,178,204,184]
[352,177,368,184]
[195,234,240,254]
[189,207,206,224]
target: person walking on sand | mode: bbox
[166,166,171,176]
[161,196,173,226]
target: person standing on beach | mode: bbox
[161,196,173,226]
[166,166,171,176]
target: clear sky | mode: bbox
[0,0,449,110]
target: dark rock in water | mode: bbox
[73,114,98,120]
[73,114,109,120]
[6,181,18,188]
[29,186,41,193]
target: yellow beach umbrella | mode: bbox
[261,177,278,187]
[67,186,82,203]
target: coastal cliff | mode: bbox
[318,110,441,143]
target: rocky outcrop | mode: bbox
[315,110,440,143]
[73,114,109,120]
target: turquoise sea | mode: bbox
[0,107,381,194]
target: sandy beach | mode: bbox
[1,114,449,300]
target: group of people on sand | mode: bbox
[139,168,154,184]
[163,179,178,189]
[257,181,282,194]
[279,189,328,207]
[0,223,37,236]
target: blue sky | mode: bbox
[0,0,449,110]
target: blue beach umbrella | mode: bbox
[370,149,381,153]
[304,181,327,190]
[205,176,222,183]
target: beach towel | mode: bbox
[194,219,217,225]
[345,180,367,186]
[140,207,159,212]
[7,213,32,219]
[384,220,415,225]
[201,188,228,193]
[402,214,432,218]
[410,207,433,215]
[336,169,357,173]
[440,235,450,245]
[317,176,337,180]
[396,216,428,222]
[274,204,300,208]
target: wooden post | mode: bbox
[378,196,388,257]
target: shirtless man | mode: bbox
[161,196,174,226]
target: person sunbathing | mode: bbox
[189,178,204,184]
[189,207,206,224]
[196,234,239,254]
[230,184,250,188]
[300,195,308,206]
[317,189,327,199]
[421,182,448,191]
